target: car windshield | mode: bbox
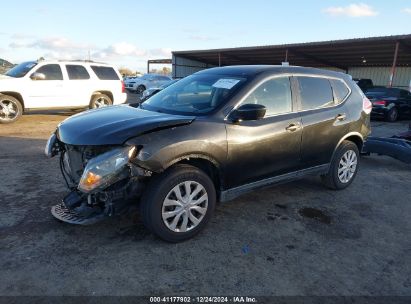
[160,79,179,89]
[142,74,246,115]
[5,61,37,78]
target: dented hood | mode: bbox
[56,105,195,145]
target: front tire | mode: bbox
[140,164,216,242]
[0,95,23,124]
[89,94,113,109]
[321,140,360,190]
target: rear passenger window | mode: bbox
[91,66,120,80]
[330,79,350,103]
[66,65,90,80]
[34,64,63,80]
[242,77,292,116]
[297,77,334,110]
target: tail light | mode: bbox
[362,96,372,114]
[121,81,126,93]
[372,100,387,106]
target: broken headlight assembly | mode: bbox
[78,146,136,192]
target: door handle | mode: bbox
[336,113,347,121]
[285,123,300,132]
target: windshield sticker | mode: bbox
[212,79,241,90]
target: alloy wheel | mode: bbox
[137,86,144,94]
[94,97,110,108]
[0,99,19,122]
[161,181,208,233]
[338,150,358,183]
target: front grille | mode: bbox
[61,144,114,187]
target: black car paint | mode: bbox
[55,66,370,201]
[56,105,195,145]
[366,88,411,119]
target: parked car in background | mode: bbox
[353,78,374,92]
[46,65,371,242]
[366,87,411,122]
[125,73,172,94]
[140,79,179,102]
[0,60,127,124]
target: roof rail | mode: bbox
[56,59,107,64]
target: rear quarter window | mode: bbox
[91,66,120,80]
[330,79,350,103]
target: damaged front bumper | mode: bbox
[51,177,144,225]
[46,134,151,225]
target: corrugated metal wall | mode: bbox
[348,67,411,88]
[172,56,215,78]
[173,55,411,90]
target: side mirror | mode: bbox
[229,104,266,122]
[30,72,46,81]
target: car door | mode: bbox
[225,76,302,188]
[64,64,92,107]
[146,76,159,89]
[26,64,66,108]
[296,76,350,168]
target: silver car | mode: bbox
[126,74,172,94]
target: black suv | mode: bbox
[46,66,371,242]
[353,78,374,92]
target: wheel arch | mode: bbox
[0,91,25,110]
[165,154,224,195]
[90,91,113,103]
[333,132,364,157]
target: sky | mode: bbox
[1,0,411,72]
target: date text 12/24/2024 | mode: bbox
[149,296,257,303]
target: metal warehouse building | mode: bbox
[172,34,411,89]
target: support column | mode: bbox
[218,53,221,67]
[388,41,400,88]
[147,61,150,74]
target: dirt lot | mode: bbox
[0,98,411,296]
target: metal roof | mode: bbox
[172,34,411,70]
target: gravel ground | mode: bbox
[0,99,410,296]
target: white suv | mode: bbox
[0,60,127,123]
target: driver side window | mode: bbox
[34,64,63,80]
[242,77,292,116]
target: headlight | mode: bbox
[78,146,136,193]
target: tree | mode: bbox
[118,67,134,76]
[162,67,171,75]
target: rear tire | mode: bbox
[321,140,360,190]
[0,95,23,124]
[89,94,113,109]
[386,107,399,122]
[140,164,216,242]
